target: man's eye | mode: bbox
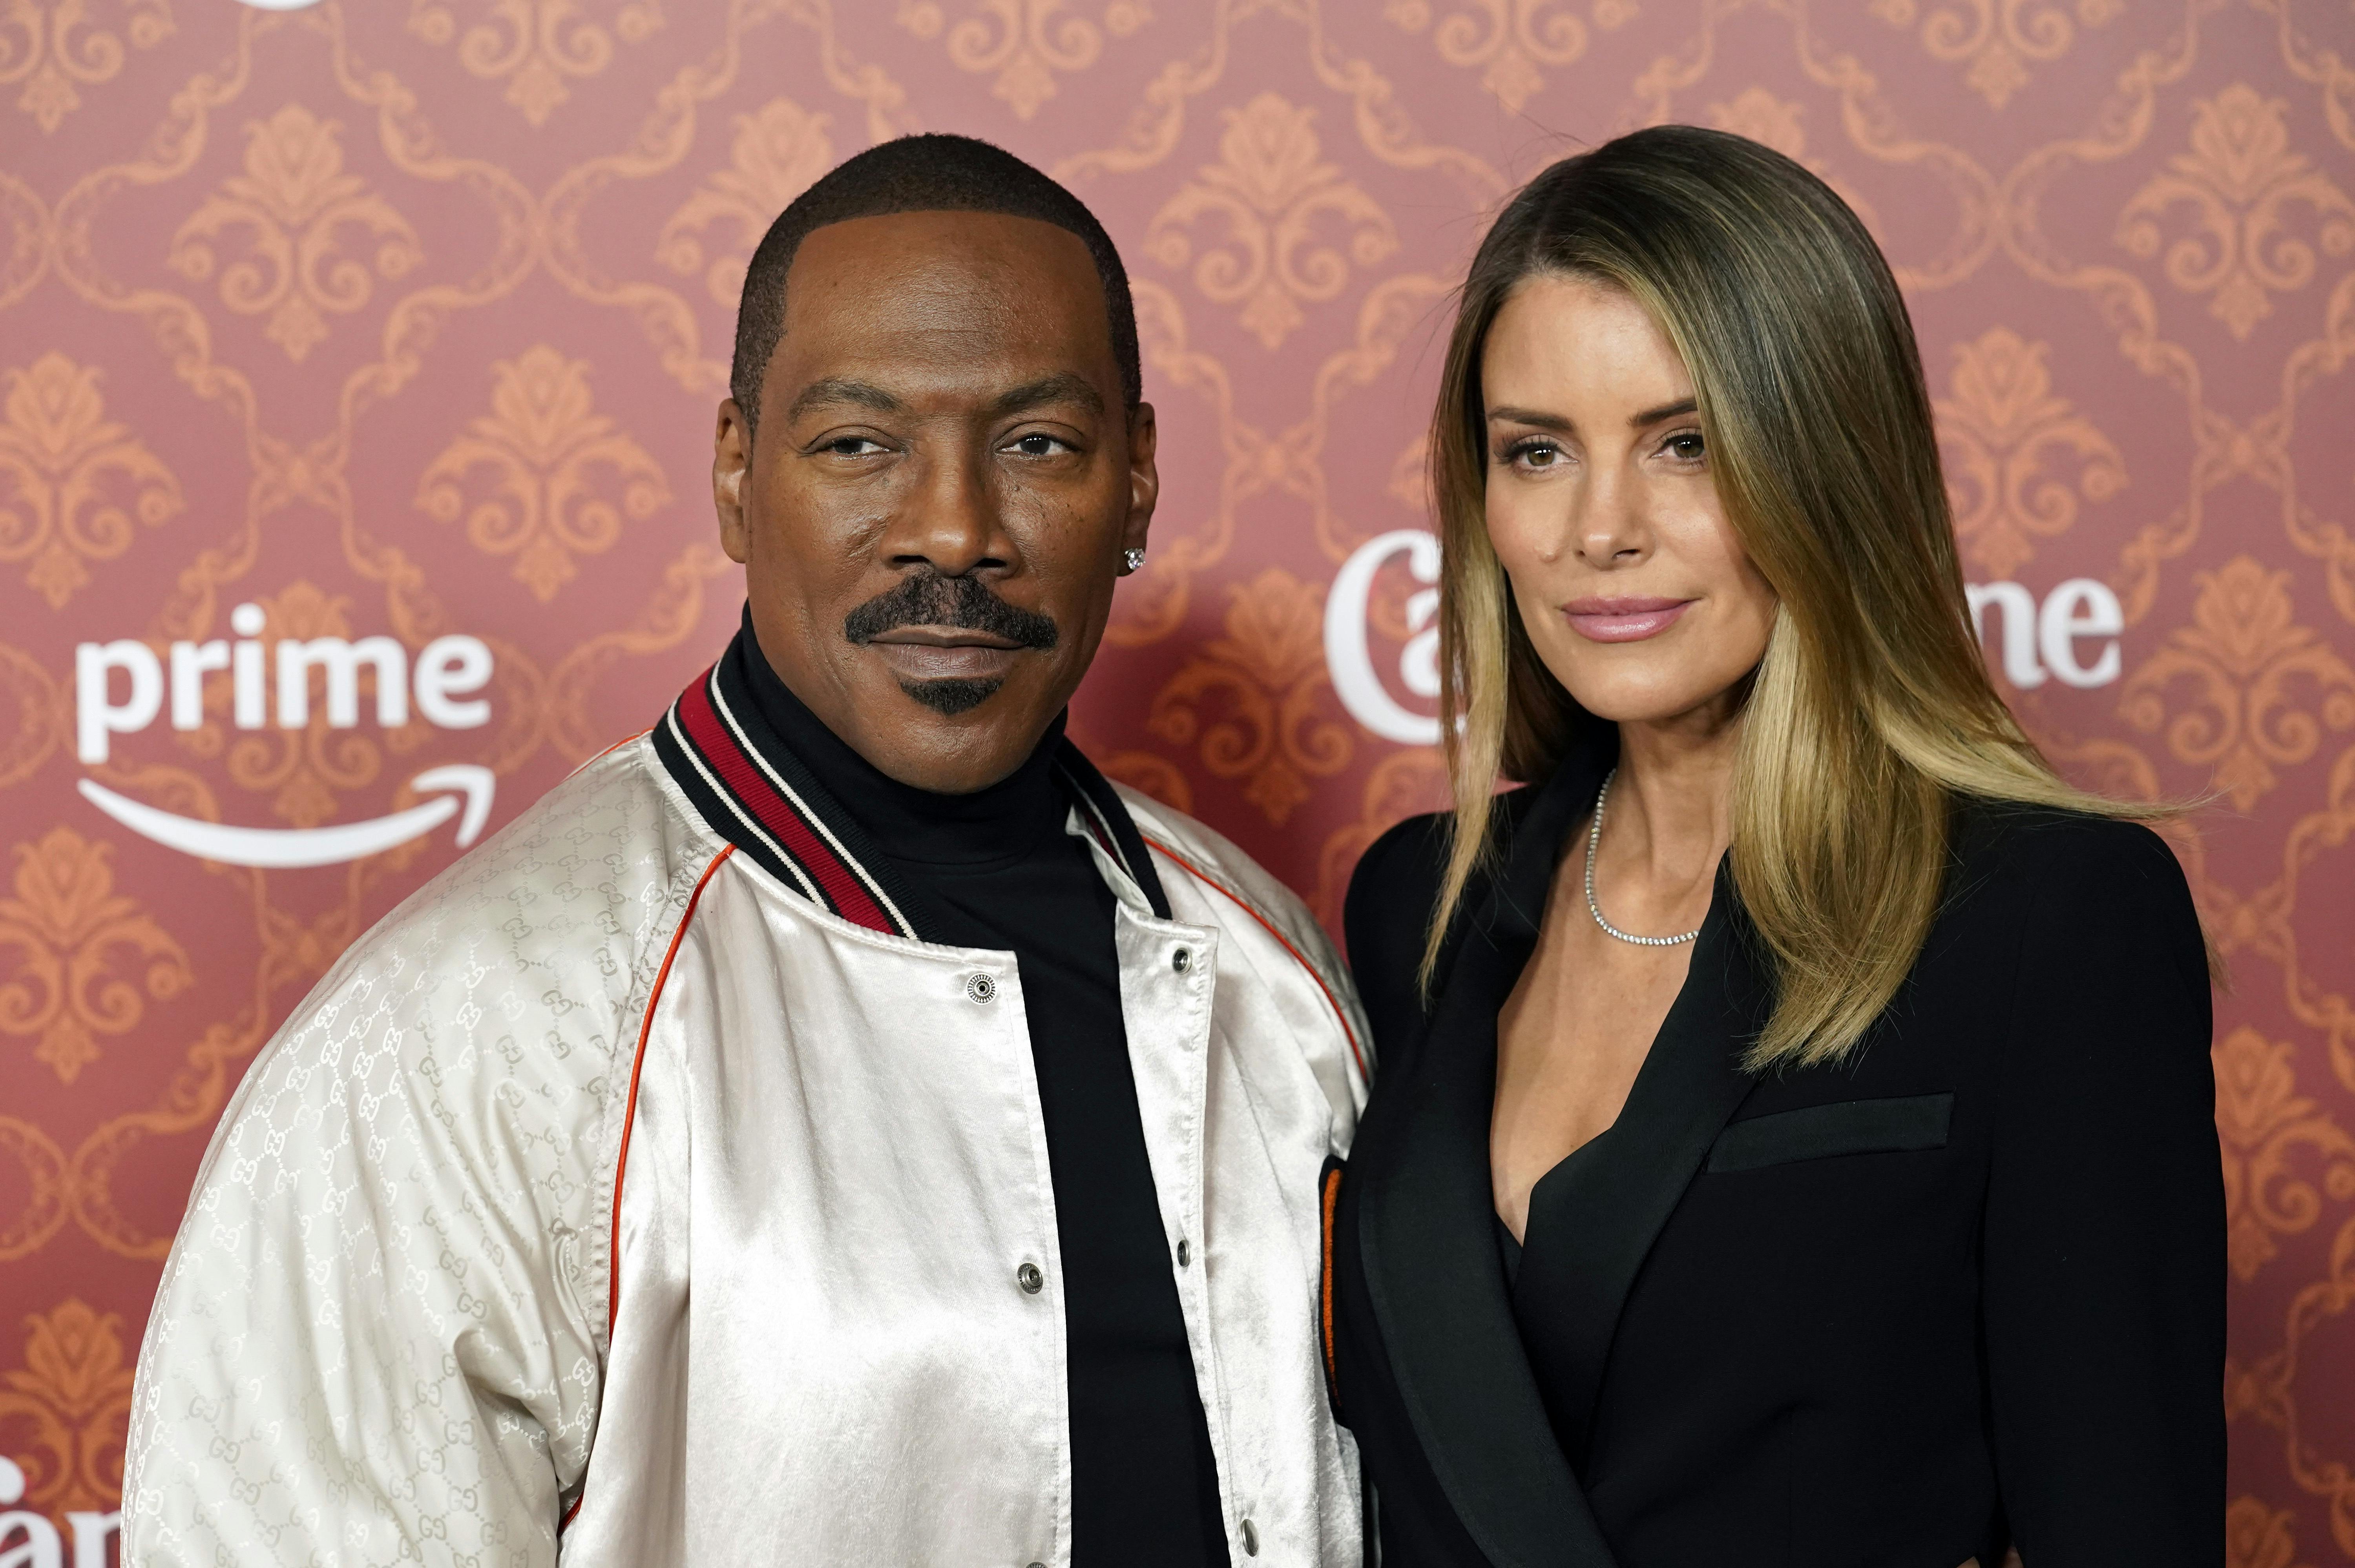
[1007,433,1070,457]
[821,436,885,456]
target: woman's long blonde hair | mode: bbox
[1425,125,2171,1070]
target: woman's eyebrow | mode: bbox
[1486,405,1573,432]
[1485,397,1697,432]
[1630,396,1698,426]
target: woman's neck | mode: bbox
[1607,697,1741,888]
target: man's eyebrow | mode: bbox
[787,378,905,420]
[986,372,1106,419]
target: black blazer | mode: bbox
[1326,734,2222,1568]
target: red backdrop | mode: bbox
[3,0,2351,1558]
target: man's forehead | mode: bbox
[770,210,1119,409]
[783,209,1104,308]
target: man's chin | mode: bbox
[897,676,1005,717]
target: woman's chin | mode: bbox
[1559,676,1753,729]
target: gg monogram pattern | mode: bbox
[0,0,2349,1555]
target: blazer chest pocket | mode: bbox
[1706,1092,1955,1174]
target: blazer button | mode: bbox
[1176,1239,1191,1268]
[1017,1262,1044,1294]
[1241,1519,1259,1556]
[965,973,997,1004]
[1171,947,1192,973]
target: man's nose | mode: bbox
[882,441,1008,577]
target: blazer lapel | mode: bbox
[1357,747,1621,1568]
[1512,865,1771,1470]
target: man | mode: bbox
[123,136,1369,1567]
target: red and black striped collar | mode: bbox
[651,636,1170,938]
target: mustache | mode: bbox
[842,571,1060,651]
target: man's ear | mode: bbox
[713,398,753,564]
[1123,401,1158,557]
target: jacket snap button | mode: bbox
[1017,1262,1043,1294]
[1176,1239,1191,1268]
[1171,947,1191,973]
[966,973,996,1004]
[1241,1519,1258,1556]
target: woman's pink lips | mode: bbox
[1561,596,1694,643]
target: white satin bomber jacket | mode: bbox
[122,657,1371,1567]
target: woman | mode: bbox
[1324,126,2221,1566]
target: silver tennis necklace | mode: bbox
[1585,768,1703,948]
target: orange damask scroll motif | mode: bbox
[2119,83,2355,341]
[407,0,665,126]
[167,103,425,363]
[1150,569,1353,827]
[1146,93,1398,351]
[0,828,191,1087]
[2120,557,2355,811]
[2223,1495,2311,1568]
[658,97,837,307]
[0,0,172,134]
[0,1299,133,1519]
[895,0,1150,120]
[1384,0,1622,115]
[0,353,183,610]
[1868,0,2119,109]
[2214,1025,2355,1282]
[1933,326,2125,580]
[416,345,672,602]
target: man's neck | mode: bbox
[731,621,1067,868]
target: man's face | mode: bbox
[712,209,1157,793]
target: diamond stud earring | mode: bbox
[1121,547,1146,576]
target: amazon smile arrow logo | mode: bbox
[78,766,496,869]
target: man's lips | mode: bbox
[863,625,1027,682]
[1561,596,1694,643]
[866,627,1025,650]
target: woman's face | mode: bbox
[1481,273,1778,726]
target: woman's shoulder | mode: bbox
[1948,800,2201,956]
[1954,799,2187,889]
[1341,810,1452,1037]
[1343,788,1548,1034]
[1348,809,1452,914]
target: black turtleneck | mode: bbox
[738,634,1230,1568]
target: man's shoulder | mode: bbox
[1113,784,1373,1104]
[1114,785,1334,962]
[295,736,723,1078]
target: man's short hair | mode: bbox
[730,133,1143,429]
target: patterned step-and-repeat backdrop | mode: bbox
[2,0,2351,1558]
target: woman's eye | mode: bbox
[1506,440,1561,469]
[1662,431,1707,463]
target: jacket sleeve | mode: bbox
[1982,819,2223,1563]
[120,806,682,1567]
